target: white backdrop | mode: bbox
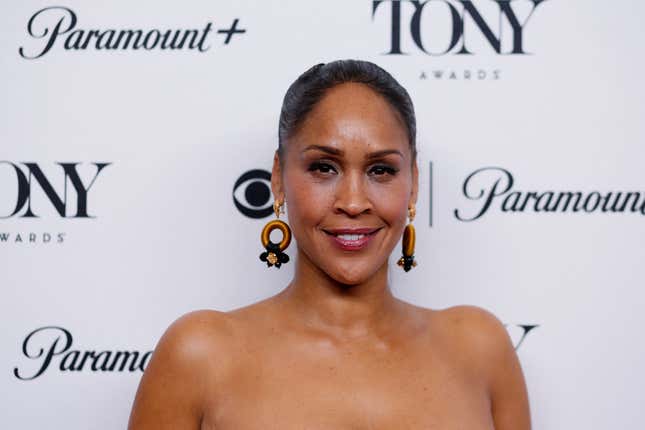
[1,0,644,428]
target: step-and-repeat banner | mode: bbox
[2,1,643,428]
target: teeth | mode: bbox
[336,234,365,241]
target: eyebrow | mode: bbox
[302,144,403,159]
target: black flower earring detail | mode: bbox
[397,205,417,272]
[259,200,292,268]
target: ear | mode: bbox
[271,150,285,203]
[410,159,419,208]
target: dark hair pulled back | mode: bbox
[277,59,417,164]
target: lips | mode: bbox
[322,227,381,251]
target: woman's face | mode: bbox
[272,82,419,285]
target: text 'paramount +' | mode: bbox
[454,167,645,221]
[14,326,152,380]
[19,6,246,59]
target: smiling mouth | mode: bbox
[334,233,370,241]
[322,228,382,250]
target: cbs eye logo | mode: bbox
[232,169,273,218]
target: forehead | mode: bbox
[291,83,409,155]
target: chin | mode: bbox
[332,275,364,287]
[328,264,377,287]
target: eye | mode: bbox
[308,162,337,175]
[369,165,398,176]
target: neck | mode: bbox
[275,247,404,340]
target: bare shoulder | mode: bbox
[437,305,511,355]
[168,308,236,345]
[127,309,235,429]
[434,304,518,381]
[436,305,531,430]
[150,309,236,371]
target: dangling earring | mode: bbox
[397,205,417,272]
[259,200,292,268]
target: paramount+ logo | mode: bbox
[454,167,645,221]
[14,326,152,380]
[372,0,549,56]
[19,6,246,59]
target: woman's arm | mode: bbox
[458,305,532,430]
[447,305,531,430]
[486,314,532,430]
[127,310,223,429]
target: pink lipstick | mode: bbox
[323,227,381,251]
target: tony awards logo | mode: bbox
[0,161,111,244]
[372,0,551,81]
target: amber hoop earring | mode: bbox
[397,205,417,272]
[259,200,292,269]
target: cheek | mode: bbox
[368,181,411,224]
[283,171,334,228]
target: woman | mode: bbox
[128,59,531,429]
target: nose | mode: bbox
[333,170,372,217]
